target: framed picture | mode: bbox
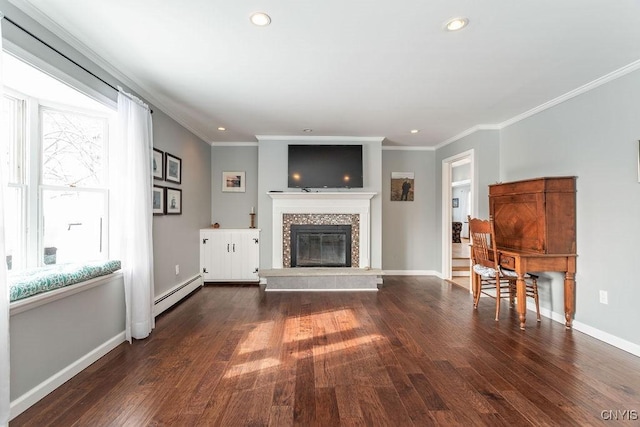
[390,172,414,201]
[152,148,164,180]
[165,152,182,184]
[222,171,246,192]
[152,185,165,215]
[166,187,182,215]
[637,140,640,183]
[452,198,459,208]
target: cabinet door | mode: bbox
[232,231,260,281]
[200,230,214,281]
[211,231,233,280]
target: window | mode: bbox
[2,52,115,271]
[1,95,26,270]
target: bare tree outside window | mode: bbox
[42,108,107,188]
[41,108,109,264]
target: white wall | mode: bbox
[499,69,640,348]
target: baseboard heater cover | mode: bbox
[154,274,203,316]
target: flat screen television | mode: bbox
[288,144,363,189]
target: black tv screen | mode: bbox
[288,144,363,189]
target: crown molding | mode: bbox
[211,142,259,147]
[7,0,211,144]
[381,145,434,151]
[256,135,385,143]
[434,124,501,150]
[498,58,640,129]
[435,59,640,150]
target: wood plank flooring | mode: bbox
[11,276,640,426]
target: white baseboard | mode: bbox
[265,288,378,292]
[154,274,203,317]
[383,270,441,276]
[527,301,640,358]
[10,332,126,421]
[380,271,640,357]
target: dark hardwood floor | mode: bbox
[11,276,640,426]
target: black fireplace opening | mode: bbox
[290,224,352,267]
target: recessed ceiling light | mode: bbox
[444,17,469,32]
[303,128,313,133]
[410,129,420,134]
[250,12,271,26]
[217,127,226,131]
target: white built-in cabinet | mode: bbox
[200,228,260,282]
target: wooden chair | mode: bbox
[468,215,540,322]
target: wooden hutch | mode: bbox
[489,176,577,329]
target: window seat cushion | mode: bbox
[9,260,122,303]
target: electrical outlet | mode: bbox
[599,290,608,305]
[175,264,180,275]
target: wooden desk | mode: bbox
[498,248,577,330]
[488,176,577,330]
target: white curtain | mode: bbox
[0,13,11,426]
[111,89,155,342]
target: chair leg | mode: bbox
[495,284,501,321]
[533,278,541,322]
[509,280,516,307]
[473,274,481,309]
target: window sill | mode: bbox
[9,271,123,316]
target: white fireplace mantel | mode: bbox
[268,192,376,268]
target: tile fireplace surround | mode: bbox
[262,191,382,291]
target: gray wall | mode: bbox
[257,139,383,269]
[10,276,125,400]
[1,1,212,298]
[211,145,259,228]
[499,69,640,346]
[435,130,501,271]
[152,110,211,296]
[381,149,437,271]
[3,0,212,403]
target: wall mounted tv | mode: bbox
[288,144,363,189]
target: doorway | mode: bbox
[441,149,475,290]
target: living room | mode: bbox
[1,1,640,424]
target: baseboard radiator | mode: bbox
[154,274,203,316]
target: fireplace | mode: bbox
[268,191,375,269]
[290,225,352,267]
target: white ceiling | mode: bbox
[9,0,640,147]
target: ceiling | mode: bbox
[9,0,640,147]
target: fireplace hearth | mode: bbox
[290,225,352,267]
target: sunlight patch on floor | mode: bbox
[223,357,281,378]
[238,321,275,354]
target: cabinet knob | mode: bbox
[202,238,208,244]
[253,238,259,244]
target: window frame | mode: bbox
[3,79,114,270]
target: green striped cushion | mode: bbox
[9,260,122,302]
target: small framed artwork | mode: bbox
[166,187,182,215]
[637,140,640,183]
[152,185,165,215]
[222,171,246,192]
[152,148,164,180]
[165,152,182,184]
[452,198,459,208]
[390,172,414,201]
